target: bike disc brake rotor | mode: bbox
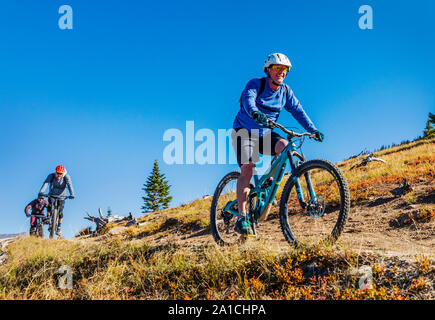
[307,195,326,218]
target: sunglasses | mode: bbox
[56,172,63,175]
[270,65,289,73]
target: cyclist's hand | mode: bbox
[68,195,75,199]
[252,111,269,126]
[313,130,324,142]
[25,213,30,218]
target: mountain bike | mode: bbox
[27,214,48,238]
[43,194,69,239]
[210,120,351,247]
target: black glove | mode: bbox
[313,130,324,142]
[68,195,75,199]
[252,111,269,126]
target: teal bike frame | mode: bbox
[223,121,318,224]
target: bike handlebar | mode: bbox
[267,119,317,139]
[40,194,71,200]
[28,214,46,218]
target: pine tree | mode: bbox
[107,207,112,218]
[141,160,172,213]
[423,112,435,139]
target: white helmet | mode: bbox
[263,53,292,73]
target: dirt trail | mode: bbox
[72,180,435,264]
[117,182,434,262]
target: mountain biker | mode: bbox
[38,165,75,237]
[232,53,324,236]
[24,194,49,235]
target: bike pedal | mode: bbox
[241,233,257,238]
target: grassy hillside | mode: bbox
[127,137,435,238]
[0,138,433,300]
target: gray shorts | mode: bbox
[231,128,284,167]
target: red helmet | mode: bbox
[56,165,66,174]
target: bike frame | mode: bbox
[224,137,317,222]
[44,194,68,238]
[28,214,46,237]
[30,214,46,220]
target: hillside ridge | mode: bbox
[78,138,434,260]
[0,138,433,300]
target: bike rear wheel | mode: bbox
[210,171,256,246]
[279,159,350,247]
[29,226,37,236]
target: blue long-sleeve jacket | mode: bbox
[233,78,317,137]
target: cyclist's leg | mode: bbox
[30,215,37,227]
[29,215,37,235]
[260,132,288,164]
[231,128,259,216]
[57,200,65,224]
[56,200,65,235]
[274,138,288,155]
[237,162,255,214]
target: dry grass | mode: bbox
[126,198,212,239]
[341,139,434,203]
[279,138,435,206]
[1,238,433,300]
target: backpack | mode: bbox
[239,77,288,109]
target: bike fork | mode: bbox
[288,150,316,208]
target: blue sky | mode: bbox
[0,0,434,238]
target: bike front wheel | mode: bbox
[49,209,58,239]
[37,222,44,238]
[210,171,256,246]
[279,159,350,247]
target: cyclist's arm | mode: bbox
[65,174,75,197]
[284,86,317,133]
[39,174,53,195]
[240,79,261,117]
[24,201,33,215]
[24,205,31,215]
